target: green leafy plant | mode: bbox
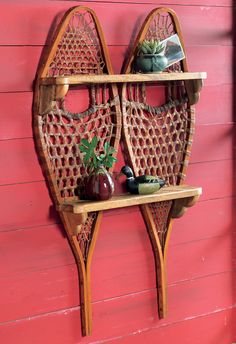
[138,39,165,55]
[79,136,117,171]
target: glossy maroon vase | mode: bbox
[85,166,114,201]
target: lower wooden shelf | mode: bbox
[58,185,202,214]
[57,184,202,335]
[41,72,207,85]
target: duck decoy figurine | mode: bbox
[118,165,166,195]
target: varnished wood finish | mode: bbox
[141,204,170,317]
[121,7,202,320]
[33,5,204,337]
[60,211,103,335]
[58,185,202,214]
[33,6,121,336]
[171,195,200,218]
[41,72,207,85]
[39,72,206,113]
[121,7,187,74]
[185,79,204,105]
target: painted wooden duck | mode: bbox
[119,165,166,195]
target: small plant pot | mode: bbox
[85,166,114,201]
[134,54,168,73]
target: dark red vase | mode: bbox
[85,166,114,201]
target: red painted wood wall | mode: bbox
[0,1,235,343]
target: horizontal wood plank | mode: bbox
[0,157,235,232]
[0,3,232,46]
[0,182,59,232]
[113,308,236,344]
[191,123,235,163]
[0,45,232,92]
[0,0,234,342]
[84,0,232,5]
[0,92,33,140]
[0,272,235,342]
[41,72,207,86]
[0,222,235,322]
[0,123,234,186]
[0,138,44,185]
[59,185,202,214]
[1,196,235,276]
[172,196,236,244]
[195,83,233,125]
[186,159,235,201]
[0,84,233,142]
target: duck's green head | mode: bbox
[121,166,134,179]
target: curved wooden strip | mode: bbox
[39,6,114,78]
[171,195,200,218]
[121,7,195,320]
[33,6,121,336]
[122,7,188,74]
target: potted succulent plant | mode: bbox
[134,39,168,73]
[79,136,117,201]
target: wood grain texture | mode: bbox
[33,4,124,336]
[0,0,235,342]
[60,186,202,214]
[0,158,235,233]
[187,159,235,201]
[41,72,207,85]
[0,93,33,140]
[113,308,236,344]
[85,0,232,5]
[196,84,233,125]
[0,220,235,322]
[1,196,235,276]
[0,182,58,232]
[0,84,233,142]
[0,272,235,343]
[0,2,232,46]
[0,123,234,186]
[0,45,232,92]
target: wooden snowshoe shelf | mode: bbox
[39,72,206,113]
[40,71,206,85]
[33,5,205,338]
[58,185,202,216]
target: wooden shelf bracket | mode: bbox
[38,84,69,114]
[39,72,206,114]
[33,5,205,337]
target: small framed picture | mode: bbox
[161,34,185,68]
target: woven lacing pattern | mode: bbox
[40,85,119,260]
[123,84,193,186]
[77,211,98,262]
[39,8,120,261]
[139,12,192,245]
[148,201,172,250]
[124,0,193,243]
[48,10,105,77]
[132,11,182,73]
[41,86,118,199]
[145,11,182,72]
[123,84,193,250]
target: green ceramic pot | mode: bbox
[134,54,168,73]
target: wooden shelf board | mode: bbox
[59,185,202,214]
[40,72,207,86]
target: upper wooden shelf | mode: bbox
[59,185,202,214]
[40,72,207,86]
